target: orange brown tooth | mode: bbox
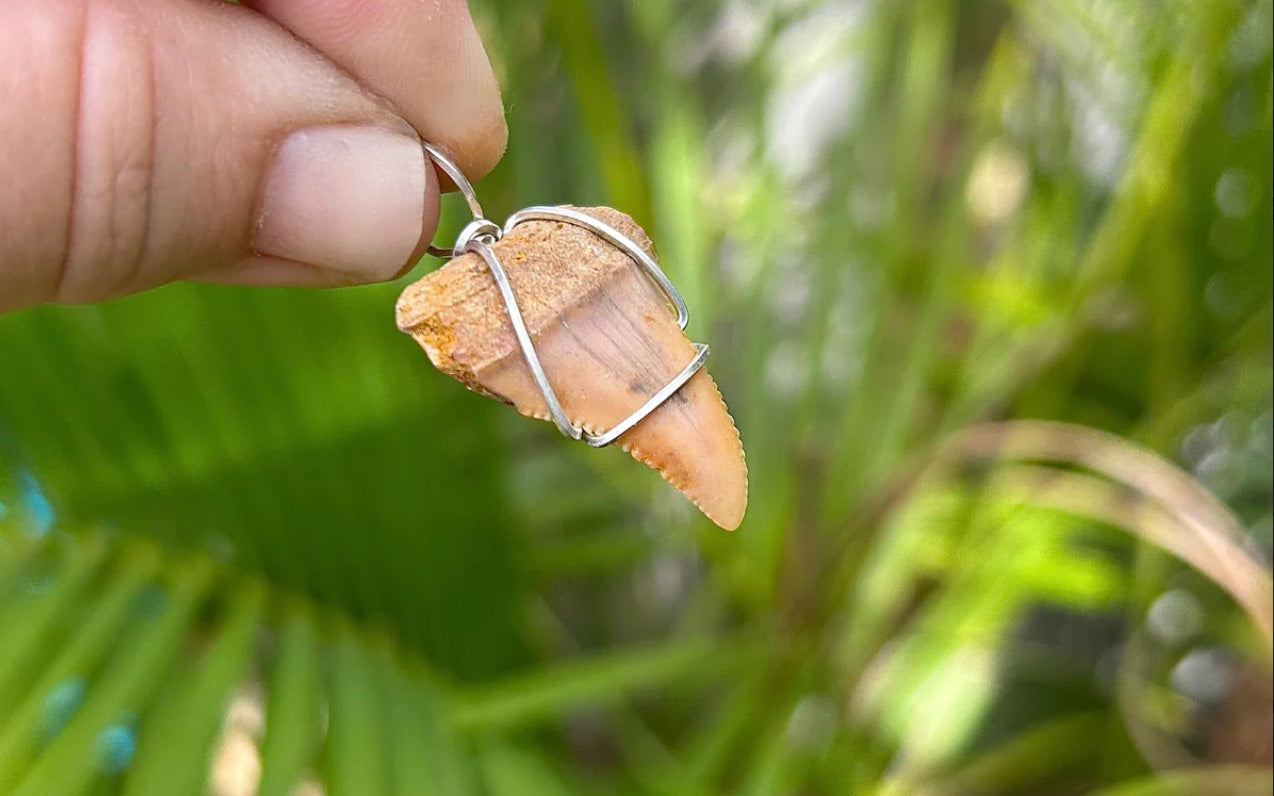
[395,206,747,530]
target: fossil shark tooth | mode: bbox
[395,206,747,530]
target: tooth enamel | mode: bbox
[396,206,747,530]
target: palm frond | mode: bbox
[0,0,1270,793]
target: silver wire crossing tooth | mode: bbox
[420,142,708,448]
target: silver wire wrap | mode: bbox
[421,143,709,448]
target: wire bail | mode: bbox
[421,143,708,448]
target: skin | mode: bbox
[0,0,506,313]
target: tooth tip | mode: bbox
[621,370,748,531]
[690,377,748,531]
[697,469,747,531]
[624,440,747,530]
[713,506,745,532]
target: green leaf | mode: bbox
[257,605,325,796]
[122,581,266,796]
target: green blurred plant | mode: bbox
[1,0,1271,794]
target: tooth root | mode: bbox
[396,206,747,530]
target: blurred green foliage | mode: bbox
[0,0,1271,794]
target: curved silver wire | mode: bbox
[583,343,709,447]
[504,206,690,330]
[452,219,502,258]
[422,142,483,217]
[466,238,709,447]
[421,141,708,447]
[466,239,581,440]
[422,142,491,258]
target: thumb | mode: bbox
[0,0,449,312]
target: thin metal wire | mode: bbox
[466,239,580,440]
[452,219,502,258]
[504,206,690,330]
[422,142,483,218]
[422,142,493,258]
[422,142,708,447]
[583,343,709,447]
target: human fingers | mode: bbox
[242,0,507,182]
[0,0,440,312]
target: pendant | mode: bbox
[396,144,747,530]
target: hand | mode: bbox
[0,0,506,313]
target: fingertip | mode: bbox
[244,0,508,184]
[453,109,508,184]
[433,6,507,181]
[253,125,437,284]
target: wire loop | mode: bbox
[423,142,489,258]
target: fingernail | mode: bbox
[255,126,429,281]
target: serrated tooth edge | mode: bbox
[508,376,747,528]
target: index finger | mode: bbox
[246,0,507,181]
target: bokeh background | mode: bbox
[0,0,1271,794]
